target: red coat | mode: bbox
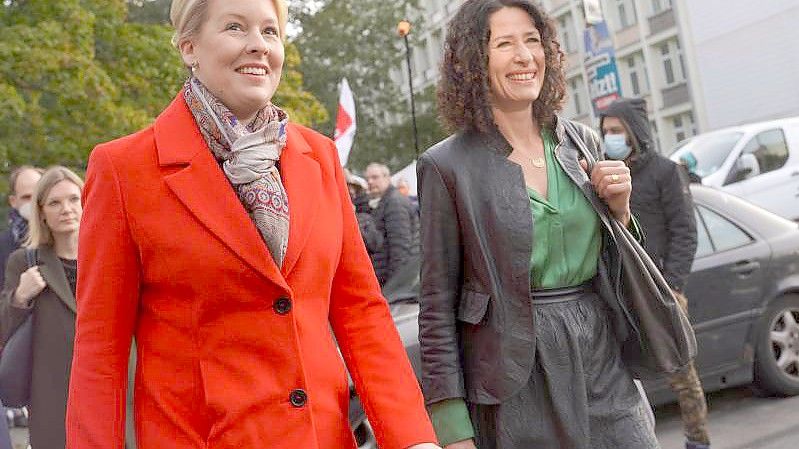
[66,94,436,449]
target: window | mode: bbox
[697,206,754,253]
[660,39,686,85]
[558,14,576,54]
[625,52,650,96]
[694,209,713,258]
[651,0,673,14]
[615,0,638,29]
[741,129,790,175]
[672,112,696,143]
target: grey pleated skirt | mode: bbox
[469,285,660,449]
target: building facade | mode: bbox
[398,0,799,154]
[548,0,698,152]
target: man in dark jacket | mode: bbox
[600,98,709,449]
[1,166,42,434]
[1,166,43,291]
[364,163,419,286]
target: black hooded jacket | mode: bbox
[600,98,697,291]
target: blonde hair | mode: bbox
[25,166,84,249]
[170,0,289,49]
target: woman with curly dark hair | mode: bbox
[416,1,661,448]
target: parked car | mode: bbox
[669,116,799,221]
[349,185,799,445]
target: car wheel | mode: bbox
[353,417,378,449]
[753,294,799,396]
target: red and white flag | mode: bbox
[334,78,356,166]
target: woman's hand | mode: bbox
[581,159,632,226]
[444,439,477,449]
[13,266,46,307]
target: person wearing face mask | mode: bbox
[1,166,44,291]
[600,98,709,449]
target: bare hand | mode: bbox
[14,266,46,306]
[581,159,632,226]
[445,440,477,449]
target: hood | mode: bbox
[599,98,655,164]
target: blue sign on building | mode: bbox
[583,20,622,113]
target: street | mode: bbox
[654,386,799,449]
[9,386,798,449]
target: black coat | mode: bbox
[600,99,697,291]
[416,118,637,405]
[370,185,419,285]
[0,230,19,290]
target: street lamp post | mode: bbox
[397,19,420,156]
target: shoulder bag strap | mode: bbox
[24,248,38,269]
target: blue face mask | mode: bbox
[604,133,632,160]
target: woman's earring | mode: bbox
[191,61,199,72]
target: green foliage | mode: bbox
[273,43,329,127]
[0,0,326,200]
[292,0,447,172]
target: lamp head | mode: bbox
[397,20,411,37]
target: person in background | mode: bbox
[416,1,659,448]
[396,178,419,215]
[364,163,419,285]
[679,152,703,184]
[1,167,84,449]
[1,166,43,292]
[0,166,42,437]
[600,97,708,449]
[345,170,383,255]
[65,0,439,448]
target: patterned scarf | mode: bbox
[184,77,290,267]
[7,207,28,246]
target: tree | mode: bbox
[0,0,326,175]
[292,0,446,172]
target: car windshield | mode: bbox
[670,131,743,177]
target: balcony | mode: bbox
[614,24,641,51]
[661,82,690,109]
[648,9,676,36]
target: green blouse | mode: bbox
[429,128,603,446]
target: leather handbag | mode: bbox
[563,121,697,375]
[0,248,38,408]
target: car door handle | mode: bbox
[731,260,760,275]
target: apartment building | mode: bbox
[549,0,699,152]
[397,0,799,154]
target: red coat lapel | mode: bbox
[280,126,321,277]
[153,93,289,291]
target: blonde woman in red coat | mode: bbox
[65,1,439,448]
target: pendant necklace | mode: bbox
[531,157,545,168]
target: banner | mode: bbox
[334,78,356,166]
[583,21,622,113]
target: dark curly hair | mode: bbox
[437,0,566,133]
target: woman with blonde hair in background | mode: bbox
[65,1,439,448]
[1,167,84,449]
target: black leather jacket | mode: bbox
[417,117,636,405]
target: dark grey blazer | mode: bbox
[416,117,637,405]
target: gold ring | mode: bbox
[611,174,620,183]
